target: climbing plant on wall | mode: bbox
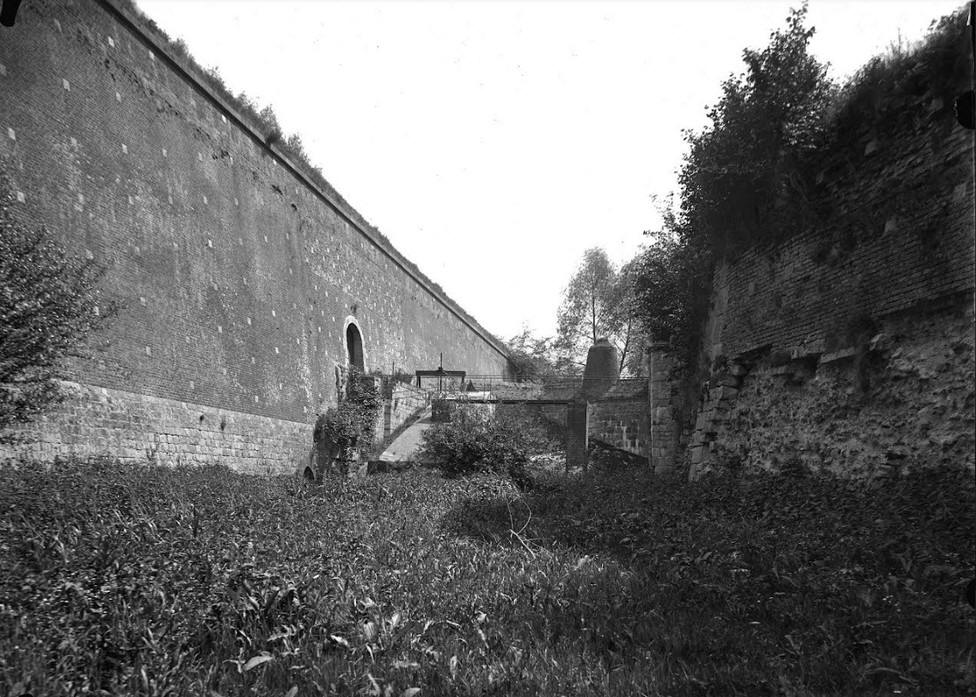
[312,369,381,477]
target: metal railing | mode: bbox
[418,374,647,403]
[333,367,645,404]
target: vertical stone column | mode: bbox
[381,376,394,440]
[566,338,620,471]
[647,342,678,474]
[565,399,589,471]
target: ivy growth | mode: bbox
[312,369,381,477]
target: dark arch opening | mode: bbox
[346,323,364,371]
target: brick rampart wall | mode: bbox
[688,47,975,478]
[0,0,511,469]
[708,95,973,364]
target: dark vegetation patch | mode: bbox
[1,457,972,696]
[419,405,561,488]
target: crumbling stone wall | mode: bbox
[693,308,974,478]
[0,0,511,470]
[687,55,975,478]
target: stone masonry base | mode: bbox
[0,381,311,475]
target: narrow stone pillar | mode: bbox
[581,338,620,400]
[566,338,620,471]
[647,342,678,474]
[565,399,589,471]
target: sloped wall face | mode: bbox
[690,59,975,479]
[0,0,509,469]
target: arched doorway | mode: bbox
[345,322,364,371]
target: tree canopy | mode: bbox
[556,248,642,375]
[678,3,834,258]
[631,4,834,366]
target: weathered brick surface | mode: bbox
[0,1,510,468]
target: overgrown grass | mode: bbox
[1,458,972,696]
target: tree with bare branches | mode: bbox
[556,247,643,375]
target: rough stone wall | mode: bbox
[687,46,975,478]
[695,308,974,478]
[0,0,510,470]
[647,344,680,473]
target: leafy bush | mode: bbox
[420,405,558,486]
[314,404,360,461]
[0,170,115,439]
[494,405,562,457]
[627,6,832,384]
[631,225,711,357]
[419,405,494,477]
[345,371,381,455]
[677,4,834,261]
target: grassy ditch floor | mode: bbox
[0,458,973,696]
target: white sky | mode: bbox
[137,0,962,341]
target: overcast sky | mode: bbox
[137,0,962,341]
